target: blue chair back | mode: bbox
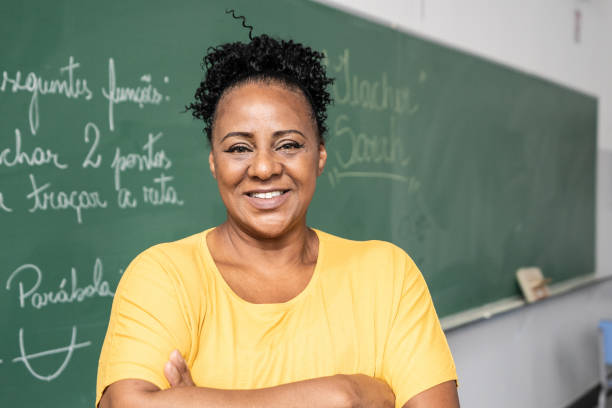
[600,320,612,365]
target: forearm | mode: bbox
[102,375,357,408]
[401,380,459,408]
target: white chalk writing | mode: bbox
[333,114,411,169]
[0,56,93,135]
[82,122,102,168]
[26,174,108,224]
[117,187,138,208]
[326,114,418,188]
[5,258,114,310]
[1,54,183,387]
[0,192,12,212]
[110,131,172,190]
[101,58,165,131]
[143,173,184,206]
[0,128,67,169]
[327,167,421,190]
[12,326,91,381]
[329,49,419,115]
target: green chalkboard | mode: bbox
[0,0,596,406]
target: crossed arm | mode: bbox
[98,350,459,408]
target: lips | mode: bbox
[247,190,286,199]
[244,189,290,210]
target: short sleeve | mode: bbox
[95,249,195,406]
[380,251,457,408]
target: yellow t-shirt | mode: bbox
[96,228,457,407]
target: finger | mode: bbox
[164,361,180,387]
[171,350,188,373]
[170,349,195,387]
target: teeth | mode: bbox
[251,191,283,199]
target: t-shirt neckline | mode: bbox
[199,227,325,312]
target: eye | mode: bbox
[225,144,252,153]
[278,141,304,151]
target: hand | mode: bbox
[343,374,395,408]
[164,349,195,388]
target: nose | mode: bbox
[247,149,282,180]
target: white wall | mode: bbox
[313,0,612,406]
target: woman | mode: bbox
[96,34,459,408]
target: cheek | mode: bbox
[215,159,244,189]
[293,156,320,189]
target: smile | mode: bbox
[244,190,290,210]
[246,190,288,199]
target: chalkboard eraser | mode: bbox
[516,267,551,303]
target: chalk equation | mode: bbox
[0,326,91,382]
[2,258,115,381]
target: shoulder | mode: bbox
[118,229,210,297]
[316,229,415,268]
[315,229,419,286]
[137,230,206,263]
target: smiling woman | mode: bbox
[210,82,325,242]
[95,34,458,408]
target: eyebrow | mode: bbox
[220,129,305,143]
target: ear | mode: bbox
[208,150,217,179]
[317,141,327,176]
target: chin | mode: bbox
[248,222,292,240]
[234,214,301,240]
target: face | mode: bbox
[209,81,327,239]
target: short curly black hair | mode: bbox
[186,34,334,142]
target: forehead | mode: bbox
[213,81,316,134]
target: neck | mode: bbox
[212,219,318,273]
